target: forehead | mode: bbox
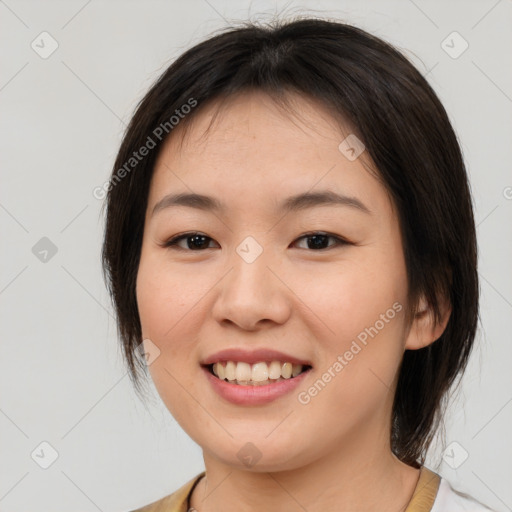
[148,90,394,218]
[169,90,350,155]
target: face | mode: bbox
[136,90,417,472]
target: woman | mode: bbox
[101,16,494,512]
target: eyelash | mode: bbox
[162,231,350,252]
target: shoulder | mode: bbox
[431,476,495,512]
[128,472,205,512]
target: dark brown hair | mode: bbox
[101,16,479,468]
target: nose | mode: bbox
[211,247,291,331]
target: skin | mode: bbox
[136,90,451,512]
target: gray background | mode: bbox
[1,0,511,511]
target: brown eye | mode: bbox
[164,232,218,251]
[163,231,349,252]
[293,232,349,250]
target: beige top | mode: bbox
[130,465,441,512]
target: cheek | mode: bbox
[136,261,170,340]
[136,250,196,341]
[298,279,406,436]
[300,244,407,394]
[136,253,200,425]
[302,257,405,339]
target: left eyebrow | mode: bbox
[280,190,372,215]
[151,189,372,217]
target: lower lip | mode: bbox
[202,365,312,405]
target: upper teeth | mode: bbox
[213,361,306,381]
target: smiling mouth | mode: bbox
[204,361,313,386]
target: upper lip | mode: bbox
[200,348,313,367]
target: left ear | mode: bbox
[404,293,452,350]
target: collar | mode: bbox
[405,466,441,512]
[132,465,441,511]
